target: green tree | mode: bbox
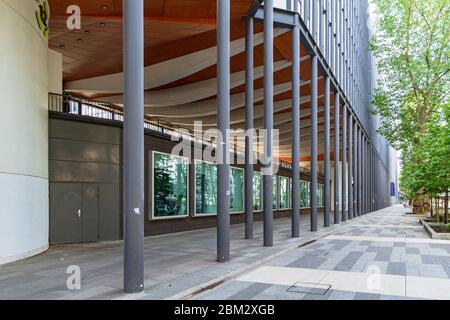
[370,0,450,213]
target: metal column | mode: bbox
[310,54,318,232]
[324,76,331,227]
[217,0,230,262]
[333,92,340,224]
[354,123,359,216]
[291,0,301,237]
[358,128,362,216]
[123,0,144,294]
[244,16,254,240]
[263,0,274,247]
[341,103,347,222]
[348,112,353,220]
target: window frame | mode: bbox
[193,160,245,217]
[253,171,264,213]
[278,175,290,211]
[150,150,190,220]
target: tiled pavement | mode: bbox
[1,205,449,300]
[194,206,450,300]
[0,210,349,300]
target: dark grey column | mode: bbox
[341,103,347,222]
[358,128,362,216]
[324,76,331,227]
[364,139,367,214]
[291,0,300,238]
[310,55,318,232]
[123,0,144,294]
[334,92,340,224]
[348,112,353,219]
[244,16,254,240]
[217,0,230,262]
[263,0,274,247]
[354,123,358,216]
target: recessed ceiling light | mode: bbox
[100,22,106,27]
[77,38,83,43]
[59,44,65,49]
[101,5,108,11]
[84,30,90,34]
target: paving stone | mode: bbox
[354,292,381,300]
[334,251,364,271]
[227,283,271,300]
[387,262,406,276]
[405,247,420,254]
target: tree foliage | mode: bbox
[370,0,450,207]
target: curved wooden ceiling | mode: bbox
[48,0,342,165]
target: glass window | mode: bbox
[153,152,188,218]
[300,180,310,208]
[253,172,262,211]
[273,175,278,210]
[195,161,217,215]
[317,184,321,207]
[230,168,244,213]
[318,184,325,207]
[279,176,289,210]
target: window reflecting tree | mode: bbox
[279,176,289,209]
[153,153,188,217]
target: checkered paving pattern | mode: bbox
[1,205,447,300]
[195,206,450,300]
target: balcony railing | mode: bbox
[48,93,322,176]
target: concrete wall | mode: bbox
[48,49,63,95]
[49,117,121,242]
[0,0,50,264]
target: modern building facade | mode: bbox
[0,0,397,289]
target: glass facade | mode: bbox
[253,172,262,211]
[273,175,278,210]
[195,161,217,215]
[230,168,244,213]
[300,180,310,208]
[194,163,244,214]
[153,157,325,219]
[279,176,289,210]
[317,184,325,207]
[152,152,188,218]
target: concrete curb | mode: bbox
[420,218,450,240]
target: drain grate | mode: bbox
[287,282,332,296]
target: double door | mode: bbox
[50,183,100,244]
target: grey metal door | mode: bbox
[50,183,82,244]
[50,183,100,244]
[82,184,99,242]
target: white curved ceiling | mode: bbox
[65,29,290,94]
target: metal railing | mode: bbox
[48,93,321,176]
[48,92,171,133]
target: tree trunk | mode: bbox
[436,197,440,223]
[413,192,424,214]
[445,191,448,225]
[430,194,433,216]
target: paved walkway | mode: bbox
[195,206,450,300]
[1,205,448,300]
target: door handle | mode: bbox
[77,209,81,218]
